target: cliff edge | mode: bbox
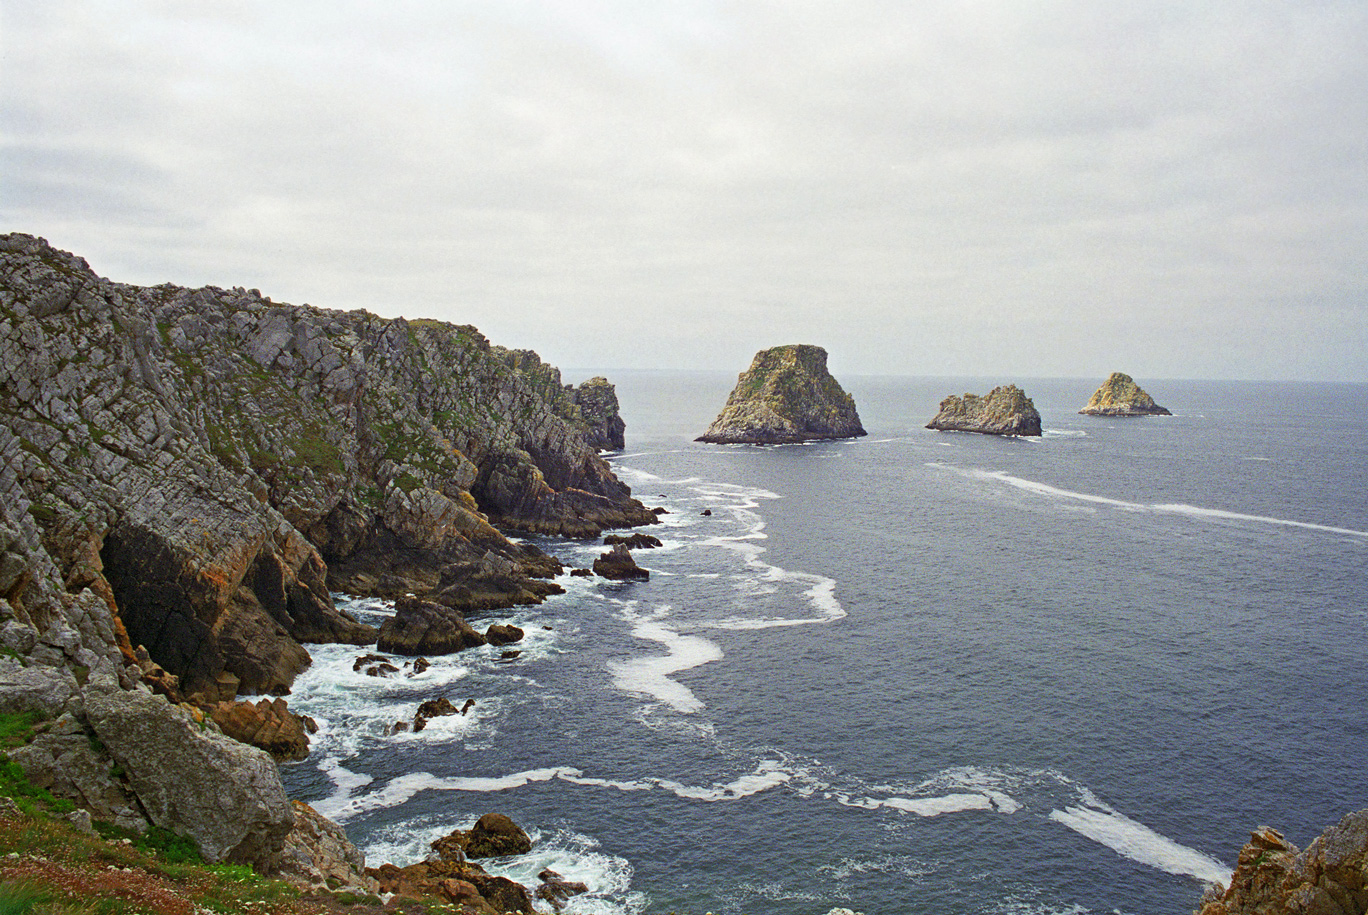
[926,384,1042,436]
[1080,372,1171,416]
[0,233,654,700]
[697,344,866,444]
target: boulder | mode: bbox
[537,868,590,910]
[277,800,376,894]
[593,544,649,581]
[485,623,524,646]
[210,697,316,761]
[376,595,488,655]
[926,384,1042,436]
[432,812,534,860]
[698,344,866,444]
[8,711,146,833]
[1080,372,1172,416]
[83,676,294,871]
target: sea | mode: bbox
[280,373,1368,915]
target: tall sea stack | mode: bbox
[1079,372,1171,416]
[697,344,866,445]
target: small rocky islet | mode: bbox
[1079,371,1172,416]
[925,383,1043,436]
[697,344,866,444]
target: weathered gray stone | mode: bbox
[84,678,294,871]
[278,800,376,894]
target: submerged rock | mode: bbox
[926,384,1042,436]
[698,344,866,444]
[1080,372,1172,416]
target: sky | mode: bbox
[2,1,1366,381]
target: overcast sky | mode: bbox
[3,2,1366,381]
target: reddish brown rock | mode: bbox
[210,697,315,761]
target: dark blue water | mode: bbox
[283,374,1368,915]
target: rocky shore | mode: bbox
[0,232,658,897]
[925,384,1042,436]
[697,344,866,444]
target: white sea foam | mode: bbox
[1049,804,1232,886]
[943,467,1368,540]
[606,609,724,713]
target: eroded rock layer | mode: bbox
[0,233,654,697]
[926,384,1042,436]
[697,344,866,444]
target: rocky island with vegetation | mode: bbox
[697,344,866,444]
[1080,372,1172,416]
[925,384,1042,436]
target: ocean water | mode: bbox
[281,374,1368,915]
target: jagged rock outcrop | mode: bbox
[1196,809,1368,915]
[369,814,536,913]
[697,344,866,444]
[210,697,317,761]
[376,595,488,655]
[604,532,662,549]
[926,384,1042,436]
[492,350,627,452]
[571,376,627,451]
[0,233,654,696]
[431,812,534,859]
[1080,372,1172,416]
[593,544,649,581]
[278,800,376,894]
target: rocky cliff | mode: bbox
[926,384,1042,436]
[0,233,654,701]
[1195,809,1368,915]
[1080,372,1172,416]
[697,344,866,444]
[492,350,627,451]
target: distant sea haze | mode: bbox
[284,375,1368,915]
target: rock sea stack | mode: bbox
[1079,372,1172,416]
[926,384,1042,437]
[697,344,866,444]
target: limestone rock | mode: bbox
[376,595,487,655]
[0,232,654,699]
[1195,809,1368,915]
[278,800,376,894]
[593,544,649,581]
[8,711,146,833]
[571,376,627,451]
[83,677,294,871]
[698,344,866,444]
[926,384,1042,436]
[1080,372,1172,416]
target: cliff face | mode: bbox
[0,233,653,698]
[926,384,1042,436]
[1080,372,1171,416]
[697,344,866,444]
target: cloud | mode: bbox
[2,0,1366,379]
